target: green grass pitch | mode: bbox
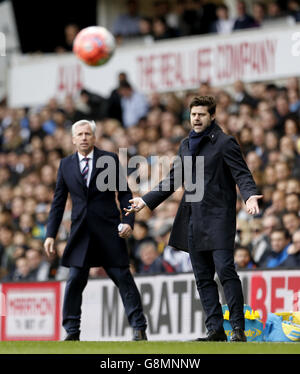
[0,341,298,354]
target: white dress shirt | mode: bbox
[78,149,94,187]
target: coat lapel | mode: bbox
[89,147,106,187]
[71,152,87,191]
[183,123,221,156]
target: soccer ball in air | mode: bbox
[73,26,116,66]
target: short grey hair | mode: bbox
[71,119,96,136]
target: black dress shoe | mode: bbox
[230,327,247,342]
[132,328,148,341]
[64,331,80,341]
[195,329,227,342]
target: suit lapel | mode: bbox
[71,152,87,191]
[89,150,98,187]
[89,147,106,187]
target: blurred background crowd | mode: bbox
[52,0,300,53]
[1,72,300,282]
[111,0,300,44]
[13,0,300,54]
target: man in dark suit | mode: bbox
[44,119,147,341]
[125,96,262,342]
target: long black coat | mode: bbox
[46,147,134,267]
[142,122,258,252]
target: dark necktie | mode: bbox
[81,157,89,185]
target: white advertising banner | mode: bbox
[0,269,299,341]
[80,272,205,341]
[78,269,300,341]
[8,26,300,108]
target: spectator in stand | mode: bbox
[159,222,192,273]
[267,1,284,19]
[280,229,300,267]
[252,214,281,266]
[282,211,300,236]
[264,189,286,218]
[152,16,178,40]
[32,203,48,240]
[251,126,268,166]
[118,81,149,128]
[55,24,80,53]
[210,4,234,34]
[252,1,267,27]
[79,89,108,121]
[234,246,256,269]
[232,0,258,31]
[286,178,300,194]
[248,219,266,262]
[285,192,300,214]
[245,151,264,190]
[287,0,300,23]
[40,107,57,135]
[3,256,35,282]
[26,248,50,281]
[107,72,129,125]
[138,16,154,43]
[113,0,141,39]
[155,0,183,31]
[0,225,17,273]
[287,90,300,114]
[28,112,48,142]
[274,94,292,135]
[128,220,156,270]
[283,116,300,141]
[233,80,258,108]
[174,0,216,36]
[138,241,175,274]
[260,229,292,268]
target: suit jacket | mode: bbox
[142,122,258,252]
[46,147,134,267]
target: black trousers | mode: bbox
[188,219,244,333]
[62,265,147,334]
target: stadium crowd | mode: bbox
[112,0,300,43]
[1,71,300,282]
[56,1,300,53]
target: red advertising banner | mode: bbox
[0,282,60,341]
[249,271,300,324]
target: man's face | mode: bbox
[292,231,300,252]
[270,232,288,253]
[234,249,250,268]
[72,123,95,155]
[190,105,214,133]
[283,214,299,234]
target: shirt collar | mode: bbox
[78,148,94,162]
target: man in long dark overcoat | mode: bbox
[44,119,147,341]
[125,96,262,342]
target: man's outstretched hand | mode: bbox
[124,197,146,216]
[246,195,263,215]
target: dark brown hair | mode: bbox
[189,96,216,115]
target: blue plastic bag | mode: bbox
[222,304,263,342]
[263,312,300,342]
